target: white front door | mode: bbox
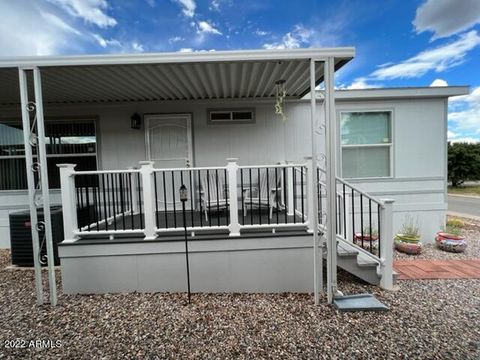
[146,114,193,210]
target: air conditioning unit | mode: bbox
[9,207,64,267]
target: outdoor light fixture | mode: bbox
[179,184,191,304]
[130,113,142,130]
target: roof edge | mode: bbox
[0,47,355,68]
[331,86,469,100]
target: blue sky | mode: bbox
[0,0,479,142]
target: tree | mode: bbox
[448,142,480,187]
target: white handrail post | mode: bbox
[226,158,240,236]
[139,161,156,240]
[128,167,139,213]
[379,199,395,290]
[305,156,315,234]
[58,164,79,243]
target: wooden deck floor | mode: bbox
[394,259,480,280]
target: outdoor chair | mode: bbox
[200,171,229,221]
[243,169,283,218]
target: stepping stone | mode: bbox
[333,294,389,312]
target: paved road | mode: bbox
[448,195,480,219]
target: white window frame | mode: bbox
[338,109,394,180]
[207,108,255,124]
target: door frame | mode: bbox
[144,113,194,168]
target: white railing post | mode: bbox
[58,164,79,243]
[139,161,156,240]
[379,199,395,290]
[305,156,315,234]
[226,158,241,236]
[128,167,139,213]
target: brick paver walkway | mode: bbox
[394,259,480,280]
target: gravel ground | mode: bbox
[0,249,479,359]
[395,217,480,260]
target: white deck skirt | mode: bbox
[0,48,354,105]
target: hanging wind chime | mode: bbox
[274,79,287,121]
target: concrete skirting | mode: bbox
[59,234,315,294]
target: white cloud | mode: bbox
[174,0,196,17]
[179,48,193,52]
[168,36,184,43]
[263,25,313,49]
[145,0,155,7]
[447,130,457,140]
[345,78,377,90]
[209,0,220,11]
[92,34,120,47]
[370,30,480,80]
[92,34,144,53]
[413,0,480,40]
[254,29,269,36]
[0,1,86,56]
[46,0,117,28]
[448,87,480,140]
[450,137,480,144]
[430,78,448,87]
[197,21,222,35]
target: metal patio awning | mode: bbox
[0,48,354,105]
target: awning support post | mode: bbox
[309,59,322,305]
[18,67,58,306]
[18,68,44,305]
[324,57,338,304]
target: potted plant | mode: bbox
[395,216,422,255]
[354,226,379,250]
[435,219,467,253]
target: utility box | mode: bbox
[9,207,64,267]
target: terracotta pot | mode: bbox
[354,232,379,242]
[394,238,422,255]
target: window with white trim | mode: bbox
[0,119,97,190]
[340,111,392,179]
[207,108,255,124]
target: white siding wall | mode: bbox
[0,96,447,247]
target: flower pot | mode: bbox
[394,238,423,255]
[354,232,378,251]
[435,231,467,253]
[395,233,421,244]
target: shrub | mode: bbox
[448,142,480,187]
[446,218,465,228]
[399,215,421,238]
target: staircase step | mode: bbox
[333,294,389,312]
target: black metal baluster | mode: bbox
[190,170,195,228]
[224,169,229,225]
[128,173,134,230]
[343,184,346,237]
[300,168,304,223]
[258,168,261,225]
[369,198,373,254]
[163,171,168,228]
[266,168,270,225]
[249,168,253,225]
[172,171,177,228]
[240,169,245,225]
[154,172,159,228]
[94,181,100,230]
[283,167,287,224]
[377,204,381,257]
[110,173,117,231]
[293,168,297,224]
[137,172,143,229]
[360,194,364,249]
[180,170,185,228]
[207,170,211,227]
[216,169,220,226]
[105,174,110,226]
[85,185,91,231]
[198,170,203,227]
[119,173,126,230]
[275,167,279,224]
[351,188,355,243]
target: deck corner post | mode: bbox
[58,164,79,242]
[139,161,156,240]
[379,199,395,290]
[226,158,240,236]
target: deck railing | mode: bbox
[58,159,310,241]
